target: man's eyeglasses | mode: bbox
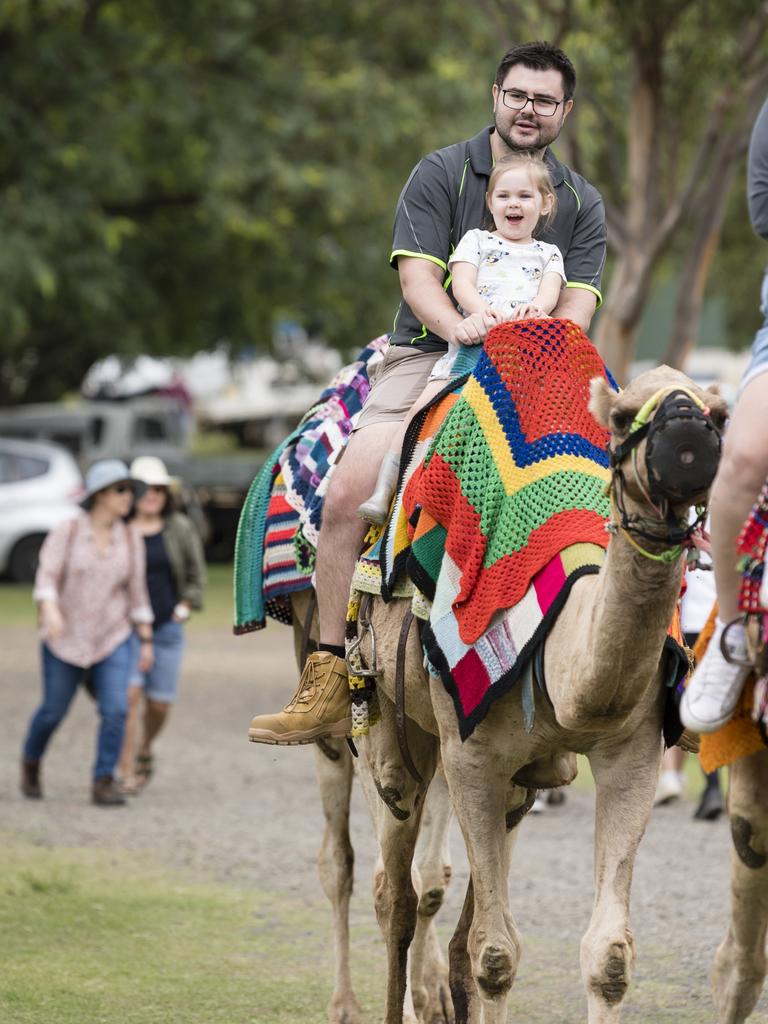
[499,89,562,117]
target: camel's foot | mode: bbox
[415,957,454,1024]
[475,940,517,1000]
[712,934,767,1024]
[327,990,363,1024]
[512,751,577,790]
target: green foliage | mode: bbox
[0,1,764,400]
[0,1,499,402]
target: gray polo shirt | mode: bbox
[389,126,607,351]
[748,96,768,242]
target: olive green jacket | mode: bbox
[163,512,207,610]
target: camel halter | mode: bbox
[607,386,720,564]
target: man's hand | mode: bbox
[451,311,499,346]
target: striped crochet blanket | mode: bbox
[400,319,619,736]
[233,335,388,633]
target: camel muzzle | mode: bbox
[643,389,722,504]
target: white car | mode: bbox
[0,438,83,582]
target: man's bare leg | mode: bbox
[248,421,399,744]
[316,421,401,645]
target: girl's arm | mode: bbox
[451,262,497,317]
[513,271,565,320]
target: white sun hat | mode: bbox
[129,455,180,488]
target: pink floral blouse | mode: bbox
[33,512,153,668]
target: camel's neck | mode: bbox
[550,524,685,730]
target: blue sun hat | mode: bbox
[80,459,144,508]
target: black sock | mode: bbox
[319,642,346,659]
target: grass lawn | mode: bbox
[0,837,382,1024]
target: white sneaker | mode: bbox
[654,770,683,806]
[680,623,749,733]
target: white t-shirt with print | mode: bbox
[448,228,566,319]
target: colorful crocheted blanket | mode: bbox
[398,319,618,736]
[233,335,388,633]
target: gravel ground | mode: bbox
[3,620,768,1022]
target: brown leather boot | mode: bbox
[21,759,42,799]
[92,776,127,807]
[248,651,352,745]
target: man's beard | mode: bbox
[494,112,561,153]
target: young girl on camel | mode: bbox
[358,152,567,524]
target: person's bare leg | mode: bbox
[316,421,401,645]
[709,376,768,621]
[358,380,448,525]
[117,684,143,782]
[139,698,170,755]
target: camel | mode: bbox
[712,748,768,1024]
[349,364,728,1023]
[288,588,456,1024]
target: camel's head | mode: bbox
[589,365,728,511]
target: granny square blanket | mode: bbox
[400,318,619,736]
[233,335,388,633]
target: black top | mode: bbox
[389,127,607,351]
[144,531,178,627]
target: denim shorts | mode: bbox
[739,267,768,395]
[130,619,186,703]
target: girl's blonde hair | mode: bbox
[486,153,557,233]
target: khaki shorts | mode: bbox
[354,345,444,431]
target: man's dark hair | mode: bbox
[495,41,576,101]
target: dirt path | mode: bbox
[3,620,767,1022]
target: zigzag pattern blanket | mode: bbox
[233,335,388,633]
[400,319,619,736]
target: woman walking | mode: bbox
[117,456,206,792]
[21,459,153,806]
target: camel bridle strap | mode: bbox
[395,608,423,785]
[607,386,712,564]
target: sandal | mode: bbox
[135,753,154,788]
[117,775,141,797]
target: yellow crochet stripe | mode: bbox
[462,378,611,494]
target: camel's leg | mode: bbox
[712,749,768,1024]
[440,730,525,1020]
[411,766,454,1024]
[582,727,662,1023]
[359,693,439,1024]
[447,784,533,1024]
[313,740,363,1024]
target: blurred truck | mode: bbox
[0,398,260,562]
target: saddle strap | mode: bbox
[299,589,318,669]
[396,608,423,784]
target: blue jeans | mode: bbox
[739,267,768,394]
[23,637,134,780]
[129,619,186,703]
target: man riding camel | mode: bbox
[248,40,607,745]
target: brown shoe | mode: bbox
[21,759,42,799]
[92,776,127,807]
[248,651,352,745]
